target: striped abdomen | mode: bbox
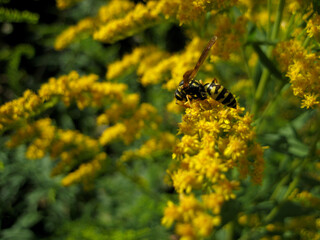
[204,80,237,108]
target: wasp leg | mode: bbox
[212,78,218,84]
[184,95,192,108]
[176,100,188,108]
[199,101,207,111]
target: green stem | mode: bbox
[269,158,300,200]
[255,83,287,133]
[252,0,285,116]
[302,36,311,48]
[271,0,285,41]
[225,221,234,240]
[264,111,320,223]
[241,46,252,80]
[267,0,272,39]
[284,13,296,39]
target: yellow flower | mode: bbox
[223,136,247,160]
[93,2,161,44]
[106,46,158,80]
[99,123,126,146]
[55,0,135,50]
[274,40,320,109]
[62,152,107,187]
[162,201,182,227]
[0,90,43,132]
[6,118,55,158]
[306,14,320,40]
[97,0,134,23]
[192,212,217,237]
[202,193,224,214]
[54,17,95,50]
[171,169,202,193]
[211,15,248,60]
[120,132,176,162]
[175,223,195,240]
[301,93,320,109]
[163,98,265,237]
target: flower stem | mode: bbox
[264,111,320,223]
[252,0,285,116]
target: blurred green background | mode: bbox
[0,0,178,239]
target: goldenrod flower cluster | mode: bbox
[55,0,241,49]
[162,99,265,239]
[106,37,213,94]
[2,68,166,188]
[106,46,168,81]
[306,14,320,40]
[120,132,177,162]
[54,17,95,50]
[211,15,248,60]
[289,188,320,209]
[61,152,107,188]
[6,118,104,187]
[6,118,55,159]
[55,0,134,50]
[263,215,320,240]
[39,71,127,109]
[0,90,42,133]
[93,1,162,44]
[158,0,238,25]
[0,71,127,133]
[239,188,320,240]
[99,103,161,146]
[274,39,320,109]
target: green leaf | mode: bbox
[17,212,42,228]
[251,43,283,81]
[270,201,311,222]
[220,200,242,226]
[313,0,320,14]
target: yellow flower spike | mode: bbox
[54,17,95,50]
[162,201,182,227]
[192,212,215,237]
[175,223,195,240]
[55,0,135,50]
[99,123,126,146]
[202,193,225,214]
[175,135,200,156]
[301,93,320,109]
[97,93,140,126]
[164,97,264,237]
[6,118,55,158]
[93,2,161,44]
[212,15,248,60]
[107,46,158,80]
[306,14,320,40]
[223,136,247,160]
[39,71,121,108]
[0,90,43,132]
[119,132,176,162]
[171,169,202,193]
[97,0,134,23]
[274,39,320,109]
[62,152,107,187]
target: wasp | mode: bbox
[175,36,237,108]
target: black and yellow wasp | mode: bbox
[175,36,237,108]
